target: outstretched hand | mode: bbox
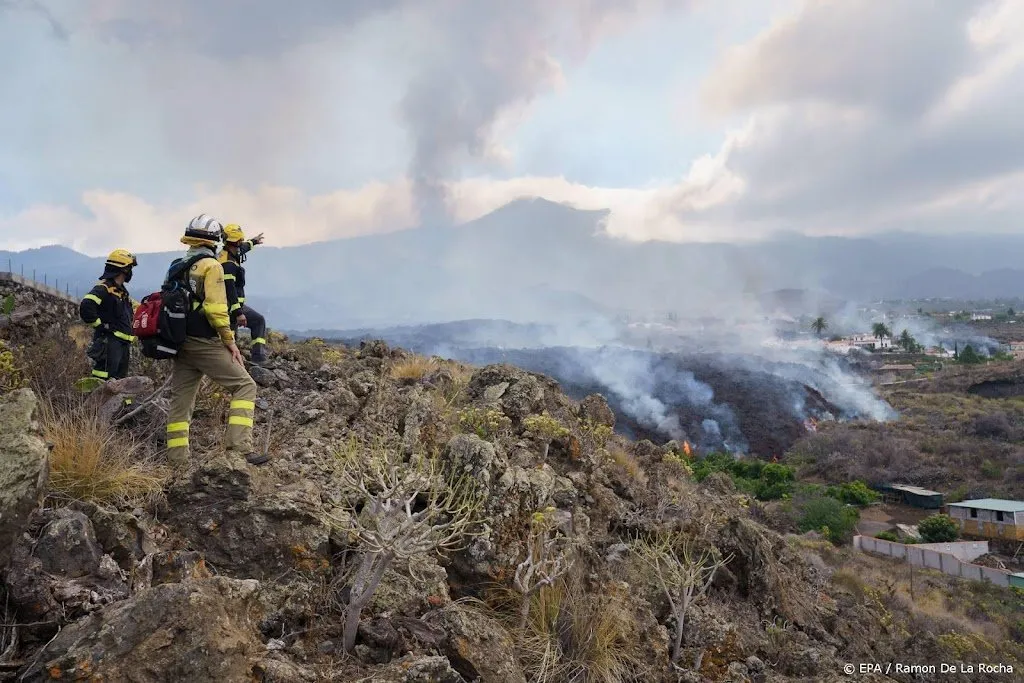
[251,232,265,245]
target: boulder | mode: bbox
[76,503,157,568]
[132,550,214,591]
[444,434,497,487]
[467,364,557,423]
[35,509,105,578]
[579,393,615,428]
[250,365,279,388]
[89,375,155,423]
[0,388,48,569]
[167,466,330,579]
[358,340,392,359]
[422,604,525,683]
[19,577,264,682]
[5,509,131,645]
[400,388,432,456]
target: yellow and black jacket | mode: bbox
[218,240,255,317]
[183,249,235,345]
[79,279,136,343]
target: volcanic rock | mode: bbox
[0,388,48,569]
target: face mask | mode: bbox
[123,268,133,283]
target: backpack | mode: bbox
[133,254,208,360]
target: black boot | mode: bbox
[245,452,270,466]
[250,344,267,364]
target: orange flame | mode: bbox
[683,441,693,457]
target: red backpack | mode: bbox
[132,294,162,338]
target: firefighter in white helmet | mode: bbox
[164,214,268,467]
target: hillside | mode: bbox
[0,292,1022,682]
[7,199,1024,329]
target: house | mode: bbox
[971,313,993,321]
[846,334,893,351]
[875,364,919,384]
[946,499,1024,541]
[876,484,944,509]
[1007,342,1024,360]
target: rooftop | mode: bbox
[888,484,942,496]
[948,499,1024,513]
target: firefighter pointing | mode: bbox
[79,249,138,382]
[219,223,269,364]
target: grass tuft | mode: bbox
[491,572,650,682]
[44,406,168,507]
[390,354,438,381]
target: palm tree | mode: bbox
[810,316,828,337]
[871,323,891,351]
[898,329,917,353]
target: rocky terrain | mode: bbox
[1,295,1022,682]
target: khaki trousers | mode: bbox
[166,337,257,465]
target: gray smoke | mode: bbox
[0,0,66,39]
[16,1,691,225]
[397,1,694,226]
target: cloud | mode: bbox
[4,0,1024,252]
[1,1,693,216]
[638,0,1024,238]
[0,176,661,255]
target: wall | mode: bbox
[0,272,78,304]
[915,541,989,562]
[854,536,1010,588]
[957,519,1024,541]
[0,275,80,344]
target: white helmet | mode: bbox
[182,214,223,246]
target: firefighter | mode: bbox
[165,214,268,468]
[219,223,268,363]
[79,249,137,381]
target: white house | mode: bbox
[847,334,892,350]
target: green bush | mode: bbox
[980,460,1002,479]
[957,345,984,364]
[692,453,796,501]
[875,530,899,542]
[918,514,959,543]
[798,496,859,545]
[457,407,512,441]
[826,480,879,507]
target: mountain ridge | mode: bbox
[4,198,1024,329]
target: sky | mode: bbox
[1,0,1023,255]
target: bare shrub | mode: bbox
[633,532,732,664]
[328,440,484,653]
[514,508,574,635]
